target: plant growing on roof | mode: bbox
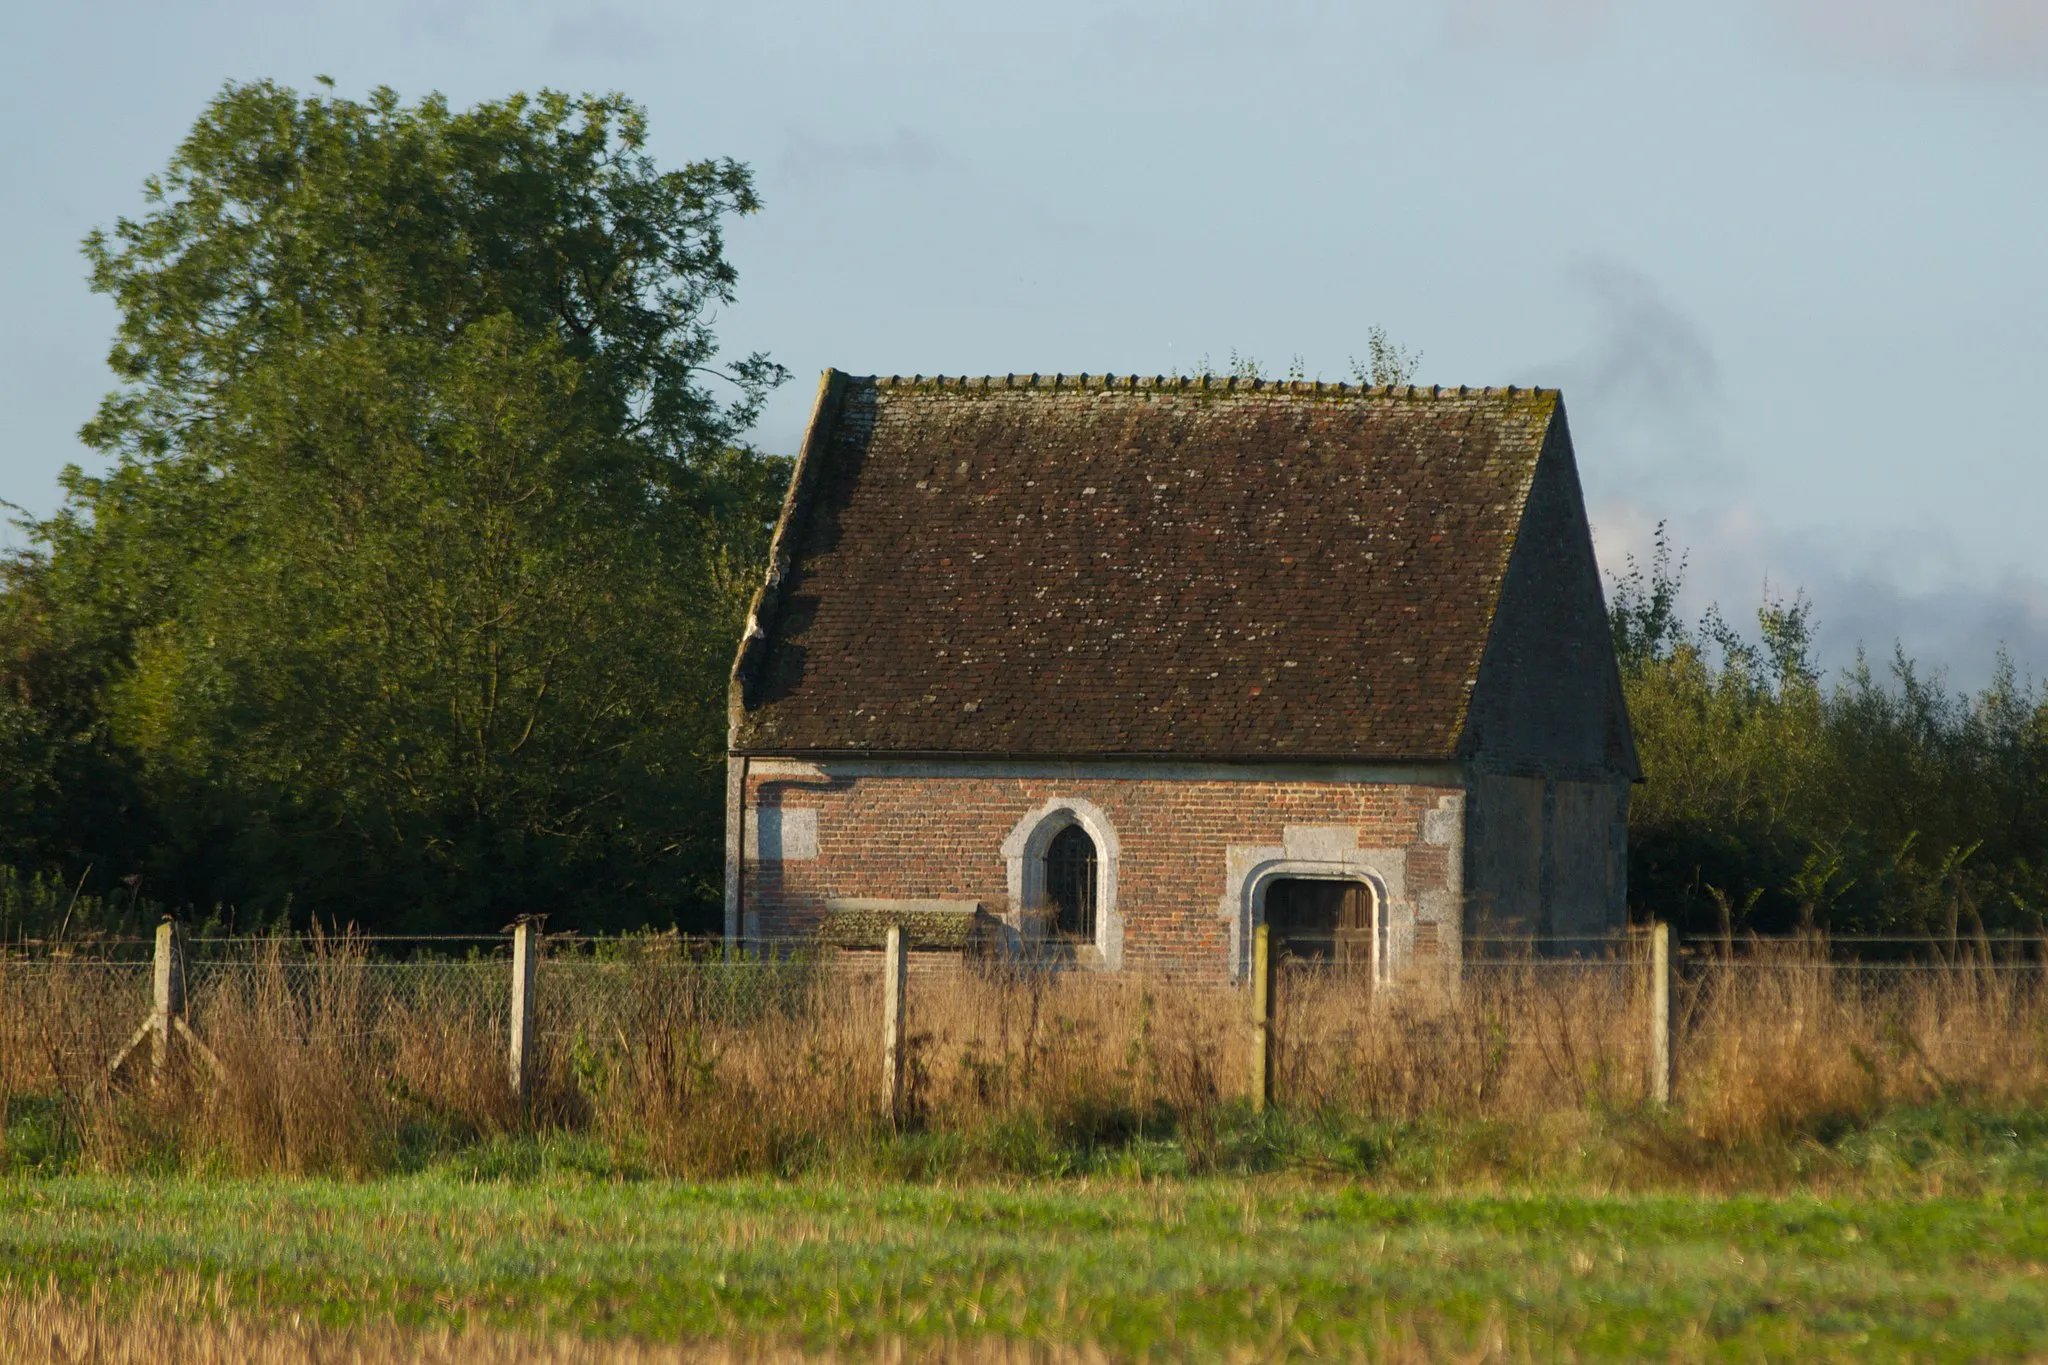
[1349,326,1422,387]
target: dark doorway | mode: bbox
[1264,878,1375,966]
[1045,824,1099,940]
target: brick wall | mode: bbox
[734,761,1464,979]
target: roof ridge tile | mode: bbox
[863,373,1557,400]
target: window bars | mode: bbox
[1045,824,1098,940]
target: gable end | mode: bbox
[1457,403,1640,781]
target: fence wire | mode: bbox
[183,958,511,1045]
[0,960,152,1091]
[6,932,2047,1116]
[534,952,830,1052]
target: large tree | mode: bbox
[3,81,787,931]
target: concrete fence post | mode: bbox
[107,916,220,1086]
[1250,921,1273,1113]
[1650,921,1672,1105]
[882,925,907,1124]
[150,916,185,1087]
[509,919,538,1098]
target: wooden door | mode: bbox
[1335,882,1374,972]
[1266,879,1375,973]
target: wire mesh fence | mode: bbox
[1272,951,1651,1112]
[4,927,2047,1149]
[0,959,153,1093]
[532,947,835,1055]
[185,959,513,1046]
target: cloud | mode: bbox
[778,128,948,185]
[406,0,491,42]
[1562,262,1718,415]
[1094,0,1360,57]
[1540,261,1725,498]
[1587,498,1766,636]
[1444,0,1618,51]
[401,2,671,57]
[1811,572,2048,688]
[1590,496,2048,690]
[1445,0,2048,79]
[1768,0,2048,81]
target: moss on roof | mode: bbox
[731,371,1568,762]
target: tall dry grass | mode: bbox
[560,948,877,1174]
[550,947,1242,1173]
[1676,948,2048,1142]
[1274,960,1651,1120]
[3,933,518,1174]
[0,1277,1157,1364]
[1275,945,2048,1146]
[884,965,1240,1166]
[3,934,2046,1177]
[0,954,141,1098]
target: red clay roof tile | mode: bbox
[732,373,1561,760]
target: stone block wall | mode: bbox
[731,759,1465,979]
[1462,771,1630,945]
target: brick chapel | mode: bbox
[725,370,1639,979]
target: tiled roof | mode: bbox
[732,372,1565,761]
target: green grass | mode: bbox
[3,1160,2047,1360]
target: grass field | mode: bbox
[9,950,2048,1358]
[5,1139,2048,1362]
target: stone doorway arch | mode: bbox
[1263,876,1382,974]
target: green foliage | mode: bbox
[0,1097,76,1174]
[1607,522,1689,672]
[1616,529,2048,936]
[79,80,783,468]
[0,865,162,940]
[0,82,788,931]
[0,546,160,892]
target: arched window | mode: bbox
[1045,824,1099,940]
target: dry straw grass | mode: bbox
[0,1277,1164,1365]
[1275,960,1649,1120]
[0,954,138,1098]
[1676,947,2048,1143]
[3,933,2047,1176]
[551,951,1245,1173]
[564,950,879,1175]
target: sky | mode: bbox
[2,0,2044,687]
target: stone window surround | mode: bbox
[1001,797,1123,969]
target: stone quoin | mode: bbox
[726,372,1639,978]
